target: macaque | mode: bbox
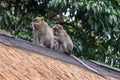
[32,16,54,48]
[53,39,60,50]
[53,24,73,55]
[53,24,99,74]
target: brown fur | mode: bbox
[53,24,73,54]
[32,16,54,48]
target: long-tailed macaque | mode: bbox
[53,24,73,55]
[53,24,100,74]
[53,39,60,50]
[32,16,54,48]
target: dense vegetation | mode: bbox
[0,0,120,68]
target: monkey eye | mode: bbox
[59,27,62,30]
[41,18,44,21]
[53,28,56,30]
[53,28,58,30]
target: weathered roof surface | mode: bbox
[0,31,119,80]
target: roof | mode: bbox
[0,30,119,80]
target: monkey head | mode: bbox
[53,24,63,36]
[32,16,44,30]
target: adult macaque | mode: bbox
[53,24,73,55]
[32,16,54,48]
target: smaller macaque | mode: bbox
[53,39,60,50]
[32,16,54,48]
[53,24,100,74]
[53,24,73,55]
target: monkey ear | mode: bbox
[41,18,44,21]
[60,26,63,30]
[56,24,59,26]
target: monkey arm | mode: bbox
[39,30,47,44]
[54,36,63,43]
[54,36,59,40]
[39,35,46,44]
[33,30,39,44]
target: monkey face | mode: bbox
[32,17,44,30]
[53,24,63,36]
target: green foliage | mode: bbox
[0,0,120,68]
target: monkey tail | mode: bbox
[70,54,99,73]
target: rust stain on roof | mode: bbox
[0,43,118,80]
